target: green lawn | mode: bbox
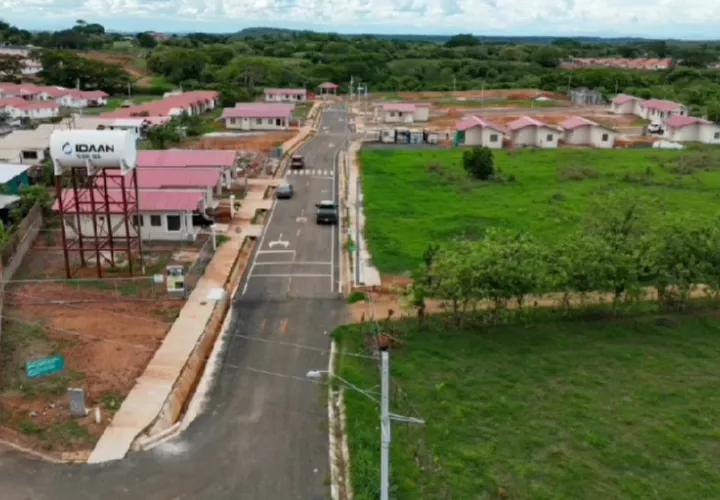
[294,101,314,119]
[80,95,158,115]
[335,314,720,500]
[360,147,720,274]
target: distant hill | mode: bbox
[234,27,701,44]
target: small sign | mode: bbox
[68,388,87,417]
[166,265,186,297]
[153,273,164,284]
[26,355,64,379]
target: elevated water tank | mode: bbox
[50,129,137,175]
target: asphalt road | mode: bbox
[0,104,351,500]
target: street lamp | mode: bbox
[307,349,425,500]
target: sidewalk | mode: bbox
[87,223,257,464]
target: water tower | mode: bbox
[49,129,144,278]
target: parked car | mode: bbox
[290,155,305,169]
[315,200,338,224]
[648,122,664,134]
[276,183,294,199]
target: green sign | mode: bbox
[26,355,65,379]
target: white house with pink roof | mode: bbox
[638,99,687,121]
[507,116,561,148]
[375,102,430,123]
[263,88,307,103]
[560,116,617,148]
[220,103,295,131]
[455,116,506,148]
[611,94,645,115]
[661,116,720,144]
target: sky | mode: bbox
[2,0,720,39]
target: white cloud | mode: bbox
[2,0,719,37]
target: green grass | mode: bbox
[294,102,314,119]
[80,95,157,115]
[360,147,720,274]
[335,314,720,500]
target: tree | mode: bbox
[445,34,480,48]
[136,32,157,49]
[462,147,494,180]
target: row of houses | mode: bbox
[611,94,720,144]
[219,103,296,131]
[456,115,617,149]
[562,58,673,70]
[100,90,219,118]
[263,83,339,102]
[0,82,109,108]
[0,45,42,76]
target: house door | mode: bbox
[276,118,282,126]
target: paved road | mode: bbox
[0,104,351,500]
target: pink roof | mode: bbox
[456,116,506,133]
[137,149,238,168]
[264,88,306,95]
[101,91,219,118]
[507,116,558,131]
[222,103,294,119]
[137,168,222,189]
[642,99,684,111]
[664,116,712,128]
[82,90,109,99]
[382,103,417,112]
[15,101,59,110]
[54,189,204,213]
[318,82,339,89]
[613,94,642,105]
[0,97,28,108]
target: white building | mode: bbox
[136,168,224,207]
[455,116,506,148]
[220,103,294,131]
[0,125,57,164]
[137,149,239,185]
[507,116,561,148]
[638,99,688,121]
[661,116,720,144]
[610,94,645,115]
[264,88,307,102]
[560,116,617,148]
[375,103,430,123]
[56,189,208,242]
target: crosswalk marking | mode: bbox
[286,169,334,177]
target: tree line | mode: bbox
[409,191,720,322]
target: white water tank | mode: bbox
[50,129,137,174]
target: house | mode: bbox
[0,163,31,194]
[455,116,506,148]
[560,116,617,148]
[137,149,238,184]
[0,83,109,108]
[263,88,307,103]
[58,116,170,139]
[55,189,208,242]
[611,94,645,115]
[220,103,294,131]
[0,46,42,75]
[7,101,59,120]
[0,126,55,164]
[137,168,224,206]
[101,91,219,118]
[563,58,672,71]
[638,99,688,121]
[507,116,561,148]
[375,103,430,123]
[318,82,339,97]
[661,116,720,144]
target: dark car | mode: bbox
[315,200,338,224]
[290,155,305,169]
[276,183,294,199]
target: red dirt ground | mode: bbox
[395,89,567,101]
[77,52,153,86]
[187,132,297,154]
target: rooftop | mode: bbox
[100,90,219,118]
[264,88,306,94]
[613,94,643,105]
[137,167,223,189]
[456,116,506,133]
[642,99,685,111]
[137,149,238,168]
[507,116,559,131]
[222,103,295,119]
[318,82,339,89]
[664,115,712,128]
[54,189,205,213]
[0,163,31,183]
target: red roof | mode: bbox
[0,83,108,101]
[561,116,616,132]
[222,103,294,119]
[664,116,712,128]
[318,82,339,89]
[14,101,59,110]
[264,88,306,95]
[382,103,418,112]
[642,99,684,111]
[0,97,28,108]
[137,149,238,168]
[613,94,642,105]
[101,91,219,118]
[53,189,204,213]
[456,116,505,133]
[507,116,558,131]
[137,168,222,189]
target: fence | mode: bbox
[184,236,216,295]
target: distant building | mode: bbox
[220,103,295,131]
[569,87,605,106]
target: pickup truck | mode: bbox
[315,200,338,224]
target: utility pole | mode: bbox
[615,80,619,96]
[350,75,354,101]
[481,81,485,107]
[452,76,456,97]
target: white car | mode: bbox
[648,122,664,134]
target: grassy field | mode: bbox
[360,147,720,275]
[80,95,158,115]
[335,314,720,499]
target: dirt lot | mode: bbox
[187,132,297,154]
[76,52,152,86]
[0,239,210,455]
[393,89,567,101]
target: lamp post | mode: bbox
[307,348,425,500]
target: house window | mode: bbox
[166,215,181,232]
[715,132,720,139]
[256,118,262,125]
[21,150,38,160]
[489,134,498,142]
[601,133,609,142]
[150,215,162,227]
[132,215,144,227]
[546,134,554,141]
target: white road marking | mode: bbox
[248,274,331,278]
[253,261,332,266]
[256,250,295,255]
[242,197,278,295]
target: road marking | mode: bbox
[268,233,290,249]
[280,319,288,335]
[256,250,295,255]
[297,228,301,237]
[242,197,278,295]
[253,261,332,266]
[248,274,332,278]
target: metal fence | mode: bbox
[185,236,216,294]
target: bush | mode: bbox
[462,146,494,180]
